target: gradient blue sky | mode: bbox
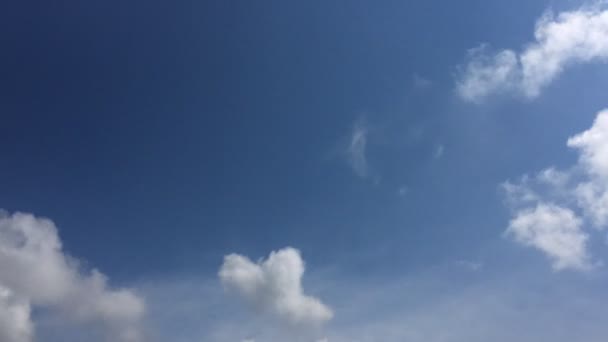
[2,1,608,341]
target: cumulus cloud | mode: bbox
[568,110,608,178]
[219,247,333,326]
[457,6,608,102]
[502,109,608,271]
[506,204,591,271]
[567,110,608,227]
[456,47,519,102]
[0,211,145,341]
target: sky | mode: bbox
[2,0,608,341]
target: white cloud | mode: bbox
[568,109,608,179]
[506,204,591,271]
[457,6,608,102]
[568,111,608,227]
[502,108,608,271]
[0,286,33,342]
[219,247,333,326]
[0,211,145,341]
[456,47,519,103]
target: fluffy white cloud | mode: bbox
[219,247,333,326]
[457,6,608,102]
[568,110,608,227]
[506,204,591,271]
[456,47,519,103]
[568,109,608,178]
[0,211,145,341]
[0,286,33,342]
[502,109,608,270]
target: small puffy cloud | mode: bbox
[0,286,33,342]
[456,47,519,102]
[0,211,145,341]
[502,108,608,271]
[506,204,591,271]
[457,6,608,102]
[219,247,333,326]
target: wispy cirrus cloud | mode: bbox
[346,119,370,179]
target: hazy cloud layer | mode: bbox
[146,258,608,342]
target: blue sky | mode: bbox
[2,1,608,341]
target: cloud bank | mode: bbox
[457,6,608,102]
[0,211,145,341]
[503,109,608,271]
[219,247,333,326]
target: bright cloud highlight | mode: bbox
[457,6,608,102]
[219,247,333,326]
[0,211,145,342]
[503,109,608,271]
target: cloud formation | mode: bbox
[503,109,608,271]
[506,204,590,271]
[457,6,608,102]
[0,211,145,341]
[219,247,333,326]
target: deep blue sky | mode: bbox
[6,1,608,341]
[2,0,607,287]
